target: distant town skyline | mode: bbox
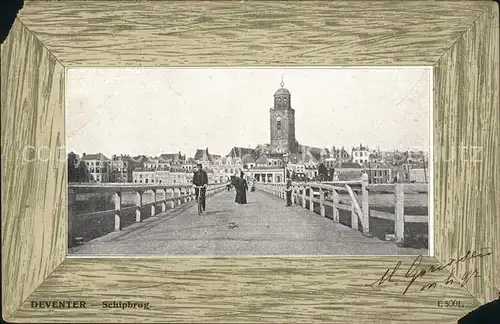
[69,145,428,161]
[66,68,431,158]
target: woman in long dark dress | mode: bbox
[235,172,248,204]
[233,175,241,203]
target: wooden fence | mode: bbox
[68,182,227,247]
[256,176,429,246]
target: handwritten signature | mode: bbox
[367,248,493,294]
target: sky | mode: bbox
[66,67,431,158]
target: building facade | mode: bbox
[110,154,133,183]
[323,157,336,169]
[82,153,110,183]
[144,158,170,171]
[132,168,207,185]
[249,168,286,183]
[408,161,429,183]
[331,146,351,163]
[351,144,371,164]
[333,162,364,181]
[361,161,392,184]
[409,168,429,183]
[132,169,155,184]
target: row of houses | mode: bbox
[71,144,429,185]
[76,152,196,184]
[74,149,251,185]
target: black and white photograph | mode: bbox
[67,67,432,256]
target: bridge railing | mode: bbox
[256,178,429,246]
[68,182,227,247]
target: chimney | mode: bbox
[83,153,86,157]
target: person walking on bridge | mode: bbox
[235,171,248,204]
[285,178,293,207]
[192,163,208,212]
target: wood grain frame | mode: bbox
[1,1,498,323]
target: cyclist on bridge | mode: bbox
[192,163,208,212]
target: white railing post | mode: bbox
[332,189,339,223]
[161,189,166,212]
[351,199,358,230]
[114,192,121,231]
[395,183,405,246]
[319,187,325,217]
[302,185,306,208]
[309,186,314,212]
[136,190,143,222]
[151,189,157,216]
[361,175,371,236]
[176,187,181,206]
[169,188,175,209]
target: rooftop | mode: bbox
[334,162,363,169]
[158,153,185,163]
[194,148,212,162]
[274,87,290,97]
[361,161,390,169]
[82,153,110,161]
[227,147,259,159]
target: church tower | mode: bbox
[270,77,298,154]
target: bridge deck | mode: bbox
[70,190,427,256]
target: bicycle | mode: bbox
[193,184,208,215]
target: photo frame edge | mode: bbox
[432,1,499,305]
[1,18,68,320]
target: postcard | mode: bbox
[66,67,432,257]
